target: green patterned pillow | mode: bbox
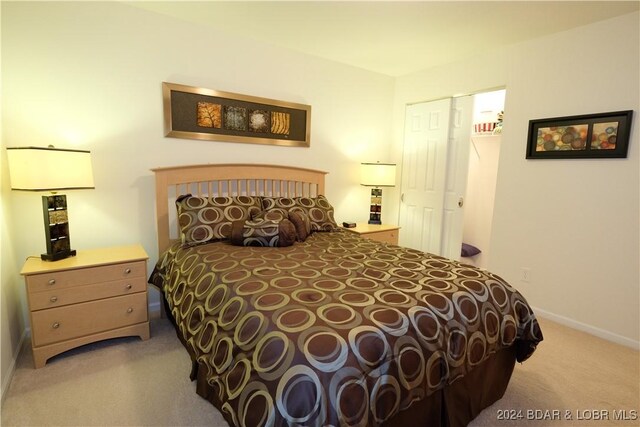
[176,195,262,246]
[230,217,297,247]
[261,195,338,232]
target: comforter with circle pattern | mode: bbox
[149,230,542,427]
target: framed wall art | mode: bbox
[162,82,311,147]
[526,110,633,159]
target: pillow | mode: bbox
[461,242,481,257]
[288,210,311,242]
[252,210,288,222]
[261,195,339,232]
[259,197,293,218]
[176,195,262,246]
[230,217,297,247]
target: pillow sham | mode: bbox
[252,210,288,222]
[230,217,297,247]
[176,195,262,246]
[261,195,339,232]
[258,198,292,218]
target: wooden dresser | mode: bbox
[21,244,150,368]
[344,224,400,245]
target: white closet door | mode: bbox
[398,98,452,254]
[399,96,473,259]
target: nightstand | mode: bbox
[20,244,150,368]
[344,224,400,245]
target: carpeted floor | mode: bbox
[472,317,639,426]
[1,316,638,426]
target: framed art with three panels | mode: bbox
[162,82,311,148]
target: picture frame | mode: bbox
[526,110,633,159]
[162,82,311,147]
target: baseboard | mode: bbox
[1,328,28,406]
[533,306,639,350]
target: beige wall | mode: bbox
[0,1,394,396]
[0,2,27,401]
[1,144,27,402]
[392,12,639,348]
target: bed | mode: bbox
[148,163,542,427]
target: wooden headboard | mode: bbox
[151,163,327,254]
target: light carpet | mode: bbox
[1,316,638,426]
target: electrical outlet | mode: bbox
[520,267,531,283]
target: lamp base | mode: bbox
[41,194,76,262]
[41,249,76,262]
[368,187,383,224]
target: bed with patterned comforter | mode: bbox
[149,228,542,427]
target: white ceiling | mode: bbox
[128,1,640,76]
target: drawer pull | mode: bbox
[124,268,132,274]
[52,322,60,329]
[50,296,58,303]
[125,284,132,290]
[48,279,56,286]
[127,307,133,313]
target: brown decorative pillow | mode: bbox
[259,197,294,218]
[261,195,339,232]
[176,195,262,246]
[288,210,311,242]
[252,210,288,222]
[296,195,339,231]
[230,217,297,247]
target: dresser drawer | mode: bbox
[26,261,146,293]
[28,277,147,311]
[31,292,148,347]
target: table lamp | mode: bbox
[360,162,396,224]
[6,146,94,261]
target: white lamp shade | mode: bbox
[360,162,396,187]
[7,146,94,191]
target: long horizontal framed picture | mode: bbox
[526,110,633,159]
[163,82,311,147]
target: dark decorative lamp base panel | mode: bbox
[41,195,76,261]
[368,188,383,224]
